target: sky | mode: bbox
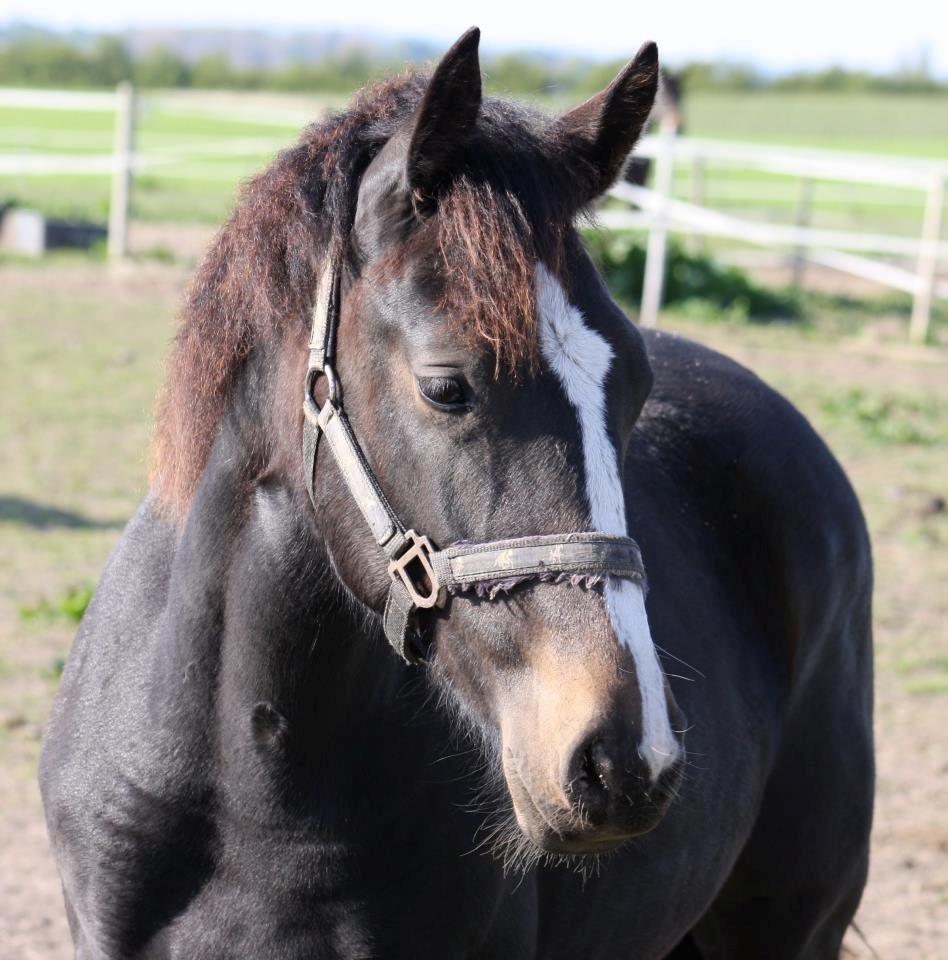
[2,0,948,76]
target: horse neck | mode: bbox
[168,407,412,791]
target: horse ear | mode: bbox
[406,26,482,199]
[557,41,659,204]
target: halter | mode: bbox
[302,260,647,663]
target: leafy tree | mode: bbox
[484,54,554,96]
[134,48,191,88]
[90,37,133,86]
[0,40,94,86]
[191,54,235,89]
[0,31,943,95]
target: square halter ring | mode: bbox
[388,530,447,609]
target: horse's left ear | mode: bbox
[557,41,659,204]
[406,26,482,199]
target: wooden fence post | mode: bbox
[909,172,945,344]
[107,81,135,261]
[640,115,676,328]
[690,155,706,253]
[792,176,814,289]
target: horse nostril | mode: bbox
[567,736,616,819]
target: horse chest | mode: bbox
[162,823,527,960]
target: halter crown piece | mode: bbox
[302,260,648,663]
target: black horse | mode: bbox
[40,29,873,959]
[624,71,681,187]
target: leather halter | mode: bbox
[302,260,647,663]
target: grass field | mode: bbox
[685,92,948,156]
[0,96,300,223]
[1,89,946,232]
[0,256,946,957]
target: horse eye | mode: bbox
[417,376,468,410]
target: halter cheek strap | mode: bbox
[302,261,647,664]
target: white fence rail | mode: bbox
[610,120,947,341]
[2,86,946,341]
[0,88,119,111]
[634,131,948,190]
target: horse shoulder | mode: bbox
[635,329,871,688]
[39,497,221,954]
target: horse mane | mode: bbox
[152,71,577,518]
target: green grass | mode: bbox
[903,676,948,696]
[0,268,171,620]
[0,98,301,223]
[19,585,93,626]
[585,232,801,320]
[1,89,945,228]
[670,92,947,235]
[684,92,948,157]
[817,386,948,446]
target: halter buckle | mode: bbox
[388,530,446,610]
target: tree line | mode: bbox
[0,35,944,96]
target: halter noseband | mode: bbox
[302,260,647,663]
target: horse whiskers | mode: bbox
[408,652,692,881]
[463,791,617,883]
[653,644,706,679]
[677,755,710,774]
[430,746,480,766]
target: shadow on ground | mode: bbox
[0,496,124,531]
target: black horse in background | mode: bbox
[40,29,873,959]
[624,71,682,186]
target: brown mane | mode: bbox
[152,72,573,518]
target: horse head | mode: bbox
[301,29,685,857]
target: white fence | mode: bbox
[612,116,948,342]
[0,85,290,256]
[2,86,946,342]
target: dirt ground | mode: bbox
[0,258,945,958]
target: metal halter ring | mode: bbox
[388,530,447,609]
[323,364,341,406]
[304,364,341,421]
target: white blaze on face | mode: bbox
[536,263,680,780]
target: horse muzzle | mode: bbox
[500,680,686,855]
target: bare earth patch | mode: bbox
[1,260,945,958]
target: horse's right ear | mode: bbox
[406,27,482,201]
[556,41,660,205]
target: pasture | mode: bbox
[0,255,945,957]
[2,89,947,235]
